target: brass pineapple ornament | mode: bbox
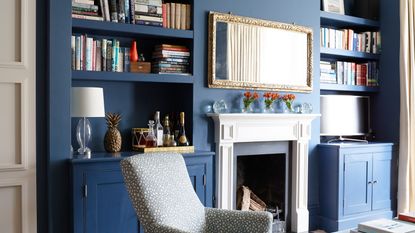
[104,112,122,152]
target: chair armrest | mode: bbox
[205,207,273,233]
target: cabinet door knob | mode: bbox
[368,181,372,184]
[373,180,377,184]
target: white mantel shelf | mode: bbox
[207,113,320,233]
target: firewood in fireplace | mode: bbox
[237,186,267,211]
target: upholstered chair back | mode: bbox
[121,153,206,232]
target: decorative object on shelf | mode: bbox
[208,12,313,93]
[139,53,146,61]
[280,94,296,113]
[145,120,158,148]
[130,41,138,62]
[263,92,279,113]
[104,112,122,153]
[132,128,148,150]
[242,91,258,113]
[301,102,313,114]
[213,99,228,113]
[130,61,151,73]
[322,0,345,14]
[71,87,106,156]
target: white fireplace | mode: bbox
[208,113,319,233]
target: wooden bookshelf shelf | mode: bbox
[320,83,379,92]
[320,47,380,60]
[72,18,194,39]
[72,70,194,84]
[320,11,379,29]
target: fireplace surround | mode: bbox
[208,113,319,232]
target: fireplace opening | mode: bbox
[236,153,288,222]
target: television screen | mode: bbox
[320,95,370,136]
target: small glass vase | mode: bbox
[264,105,274,113]
[242,104,253,113]
[283,101,294,113]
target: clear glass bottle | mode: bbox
[169,135,177,147]
[145,120,157,148]
[154,111,164,146]
[163,115,171,147]
[178,112,189,146]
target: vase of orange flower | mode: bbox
[281,93,296,113]
[242,91,258,113]
[263,92,279,113]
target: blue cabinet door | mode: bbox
[85,170,139,233]
[344,153,372,215]
[372,152,393,210]
[187,164,206,205]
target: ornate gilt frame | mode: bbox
[208,11,313,93]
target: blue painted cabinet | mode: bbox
[318,143,395,232]
[71,152,214,233]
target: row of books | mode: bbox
[320,27,381,54]
[320,60,379,86]
[152,44,190,75]
[71,0,191,30]
[71,35,131,72]
[162,3,191,30]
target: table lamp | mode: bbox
[71,87,105,156]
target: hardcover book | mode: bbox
[398,213,415,223]
[358,219,415,233]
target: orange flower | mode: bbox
[253,92,259,99]
[264,92,279,108]
[243,91,258,109]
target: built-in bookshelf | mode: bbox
[320,9,380,92]
[71,0,196,152]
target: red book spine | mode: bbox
[162,3,167,28]
[399,214,415,223]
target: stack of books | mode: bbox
[163,2,191,30]
[320,27,381,54]
[71,34,131,72]
[152,44,190,75]
[72,0,103,21]
[135,0,163,27]
[320,61,337,84]
[354,218,415,233]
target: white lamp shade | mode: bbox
[71,87,105,117]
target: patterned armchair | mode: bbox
[121,152,273,233]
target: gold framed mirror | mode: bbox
[208,12,313,92]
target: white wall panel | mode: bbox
[0,0,21,64]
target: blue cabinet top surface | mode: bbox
[319,142,394,149]
[70,150,214,164]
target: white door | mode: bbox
[0,0,36,232]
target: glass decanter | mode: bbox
[145,120,157,148]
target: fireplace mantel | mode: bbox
[207,113,319,232]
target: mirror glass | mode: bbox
[208,12,313,92]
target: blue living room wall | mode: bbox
[192,0,322,228]
[40,0,400,232]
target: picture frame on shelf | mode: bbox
[322,0,345,14]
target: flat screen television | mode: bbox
[320,95,370,137]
